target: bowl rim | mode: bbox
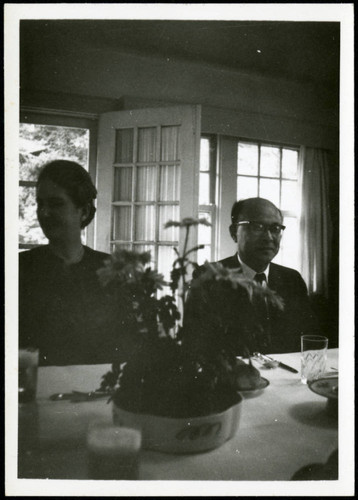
[308,376,338,400]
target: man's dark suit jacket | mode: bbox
[212,255,320,354]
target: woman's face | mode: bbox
[36,178,87,243]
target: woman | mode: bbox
[19,160,120,366]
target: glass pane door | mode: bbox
[111,125,180,276]
[96,106,201,274]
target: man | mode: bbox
[217,197,319,354]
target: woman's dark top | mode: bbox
[19,245,121,366]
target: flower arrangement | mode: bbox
[97,218,284,418]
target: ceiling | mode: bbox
[21,20,340,91]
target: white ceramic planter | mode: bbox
[112,394,243,454]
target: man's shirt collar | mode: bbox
[236,253,270,281]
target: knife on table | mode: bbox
[253,352,299,374]
[49,390,109,402]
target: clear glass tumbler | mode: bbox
[301,335,328,384]
[19,347,39,403]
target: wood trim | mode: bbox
[217,136,238,261]
[21,106,99,121]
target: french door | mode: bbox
[96,105,201,281]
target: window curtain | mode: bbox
[298,147,333,298]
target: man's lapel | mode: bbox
[268,263,282,289]
[267,263,288,306]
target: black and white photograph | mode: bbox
[4,3,354,496]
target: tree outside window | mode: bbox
[19,124,89,248]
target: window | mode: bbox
[237,141,300,269]
[19,108,300,276]
[196,135,301,272]
[19,109,97,250]
[197,135,217,265]
[96,106,201,284]
[111,126,180,282]
[19,123,90,249]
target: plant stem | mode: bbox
[183,224,189,258]
[179,225,190,324]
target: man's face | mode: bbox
[233,200,283,272]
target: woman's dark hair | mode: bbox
[37,160,97,228]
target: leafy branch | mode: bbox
[164,217,211,323]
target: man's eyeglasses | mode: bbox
[235,221,286,236]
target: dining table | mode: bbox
[16,349,339,487]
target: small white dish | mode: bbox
[308,377,338,400]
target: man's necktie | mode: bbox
[254,273,267,286]
[254,273,271,352]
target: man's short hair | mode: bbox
[231,198,283,224]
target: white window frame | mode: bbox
[236,139,299,219]
[210,135,302,272]
[95,106,201,261]
[198,134,218,263]
[19,108,99,250]
[236,139,300,269]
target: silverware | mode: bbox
[49,390,109,402]
[49,392,73,401]
[252,353,278,369]
[253,352,298,374]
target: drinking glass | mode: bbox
[19,348,39,403]
[301,335,328,384]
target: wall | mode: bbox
[21,41,338,151]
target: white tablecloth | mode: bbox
[18,350,339,482]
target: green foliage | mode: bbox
[19,124,89,244]
[97,218,284,417]
[20,124,89,175]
